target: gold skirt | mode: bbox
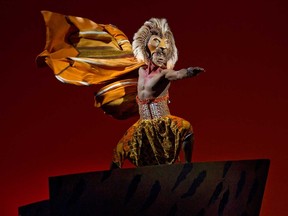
[113,115,193,167]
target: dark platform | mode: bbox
[18,200,50,216]
[19,159,269,216]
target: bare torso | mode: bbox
[137,66,171,100]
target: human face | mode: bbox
[147,35,169,68]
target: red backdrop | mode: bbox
[1,0,287,215]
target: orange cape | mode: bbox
[37,11,145,119]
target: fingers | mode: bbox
[194,67,205,72]
[192,67,205,76]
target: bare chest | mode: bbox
[138,71,170,99]
[139,71,160,90]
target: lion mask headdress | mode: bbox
[132,18,178,69]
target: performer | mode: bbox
[37,11,204,168]
[111,18,204,168]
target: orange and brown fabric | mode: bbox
[113,94,193,167]
[113,115,193,167]
[94,78,139,119]
[36,11,145,119]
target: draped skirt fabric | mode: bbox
[113,115,193,167]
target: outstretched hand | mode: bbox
[187,67,205,77]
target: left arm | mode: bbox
[162,67,205,81]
